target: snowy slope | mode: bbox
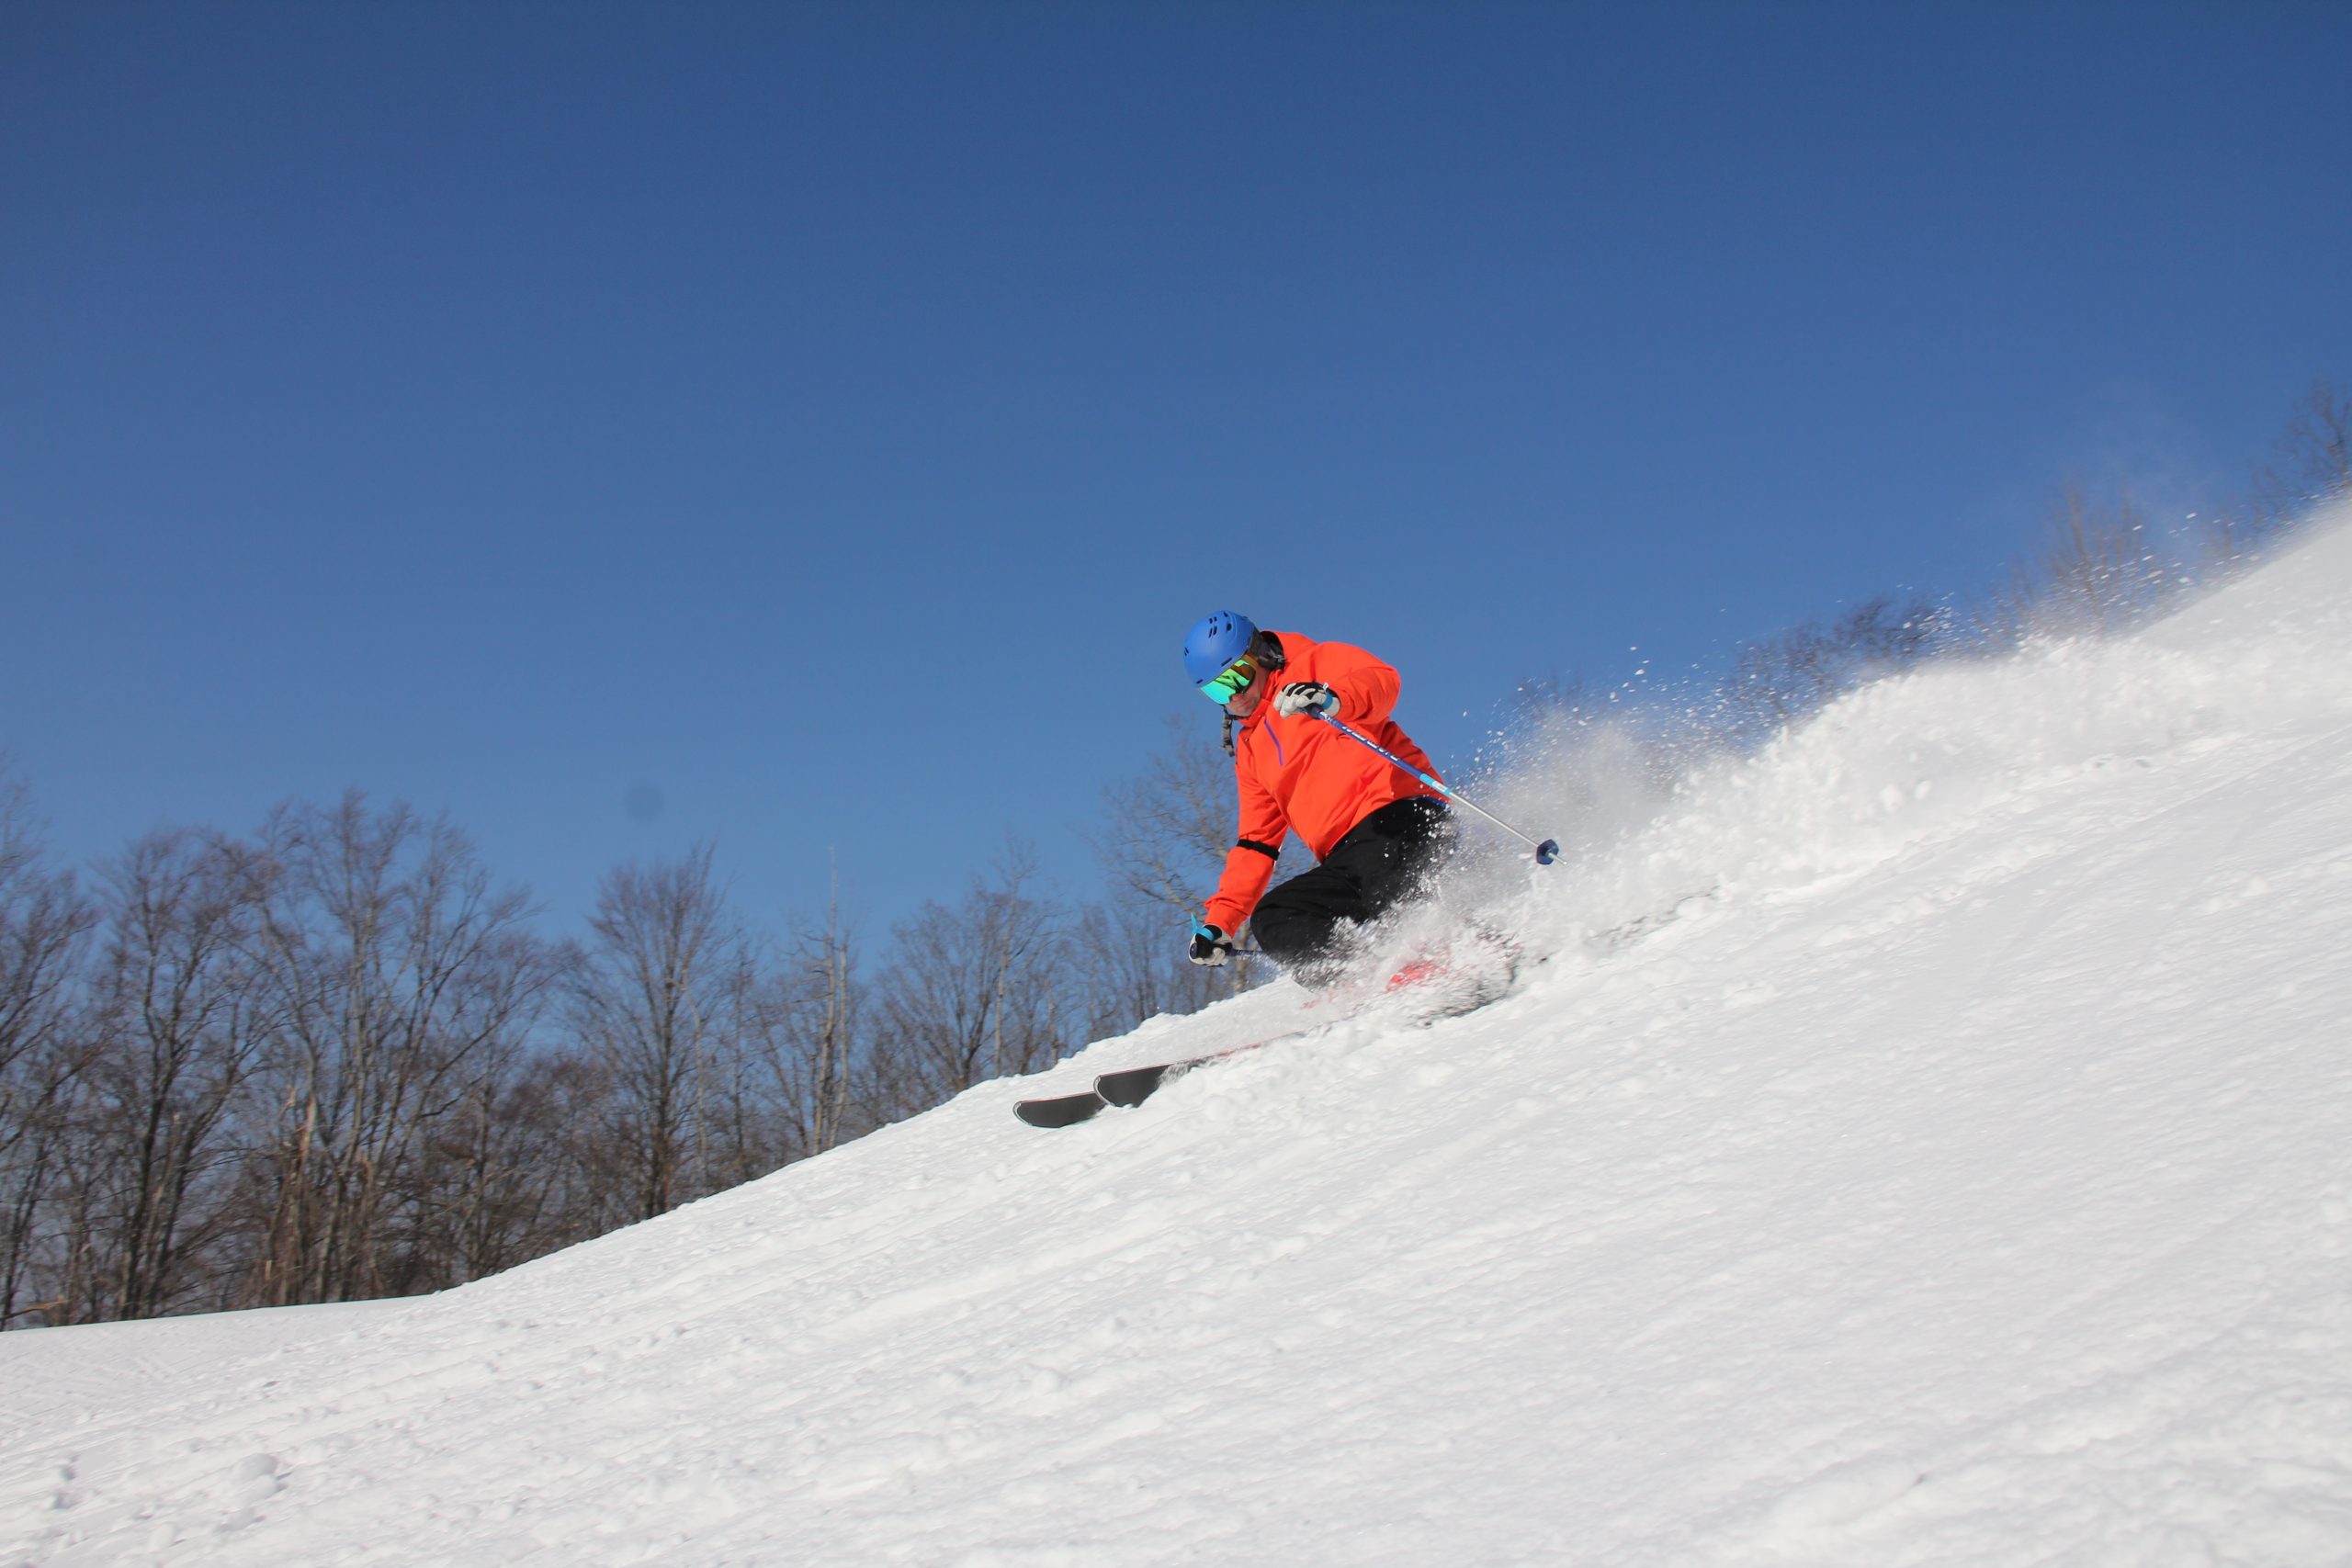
[6,509,2352,1567]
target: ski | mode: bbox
[1012,933,1524,1128]
[1097,1044,1262,1107]
[1013,1089,1110,1129]
[1013,1043,1270,1128]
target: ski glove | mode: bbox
[1274,681,1339,719]
[1188,920,1236,967]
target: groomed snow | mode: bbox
[6,507,2350,1566]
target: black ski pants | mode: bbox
[1250,796,1454,984]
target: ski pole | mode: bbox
[1309,707,1560,865]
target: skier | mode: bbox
[1182,610,1453,986]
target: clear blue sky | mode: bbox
[5,1,2348,940]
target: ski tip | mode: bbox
[1015,1091,1109,1129]
[1095,1063,1172,1108]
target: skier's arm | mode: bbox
[1204,765,1285,935]
[1314,641,1403,727]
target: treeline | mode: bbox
[1521,380,2351,751]
[5,382,2344,1330]
[0,786,1239,1329]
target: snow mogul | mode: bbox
[1182,609,1456,987]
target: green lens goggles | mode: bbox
[1199,653,1258,704]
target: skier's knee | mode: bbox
[1250,898,1345,986]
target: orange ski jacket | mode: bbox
[1203,629,1445,935]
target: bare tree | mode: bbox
[2203,380,2351,559]
[1507,671,1599,729]
[797,883,860,1156]
[1092,715,1244,911]
[566,845,740,1221]
[1064,892,1233,1045]
[0,766,96,1327]
[1090,714,1268,997]
[2259,378,2352,511]
[529,1049,632,1240]
[741,867,865,1163]
[243,793,546,1304]
[1715,594,1940,743]
[870,840,1065,1115]
[408,1037,591,1286]
[85,829,273,1318]
[2035,483,2170,635]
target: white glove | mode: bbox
[1274,682,1339,719]
[1188,921,1236,966]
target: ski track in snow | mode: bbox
[5,506,2351,1567]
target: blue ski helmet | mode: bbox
[1183,610,1259,683]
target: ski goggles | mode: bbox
[1198,653,1260,705]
